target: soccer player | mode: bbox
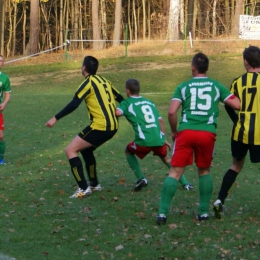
[46,56,124,198]
[156,52,240,224]
[116,78,193,191]
[213,46,260,218]
[0,55,11,165]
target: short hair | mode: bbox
[125,79,140,95]
[192,52,209,73]
[243,46,260,68]
[83,56,99,75]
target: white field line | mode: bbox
[0,253,16,260]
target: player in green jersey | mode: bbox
[116,78,192,191]
[46,56,124,198]
[213,45,260,219]
[156,53,240,224]
[0,55,11,165]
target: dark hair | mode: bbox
[125,79,140,94]
[243,46,260,68]
[83,56,99,75]
[192,52,209,73]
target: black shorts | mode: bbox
[231,139,260,163]
[78,125,117,147]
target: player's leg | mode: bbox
[197,167,212,220]
[125,142,150,191]
[157,166,185,224]
[80,147,101,190]
[195,131,216,220]
[213,140,247,217]
[65,135,92,197]
[0,114,6,165]
[157,130,193,224]
[66,126,117,198]
[157,147,192,190]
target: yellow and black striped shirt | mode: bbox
[231,72,260,144]
[76,75,122,131]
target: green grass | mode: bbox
[1,54,260,259]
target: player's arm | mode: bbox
[224,94,240,110]
[115,108,123,117]
[111,86,124,103]
[168,99,181,141]
[45,97,82,128]
[158,117,171,150]
[224,104,238,123]
[0,92,10,111]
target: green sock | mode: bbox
[179,175,189,186]
[158,177,178,217]
[126,154,144,180]
[164,162,189,186]
[198,174,213,215]
[0,141,6,159]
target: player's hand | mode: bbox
[0,103,6,111]
[45,117,57,128]
[171,132,177,142]
[165,140,172,151]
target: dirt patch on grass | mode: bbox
[6,39,256,67]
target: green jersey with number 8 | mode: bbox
[117,96,165,147]
[173,77,233,134]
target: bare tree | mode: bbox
[113,0,122,47]
[0,0,4,55]
[26,0,40,55]
[234,0,245,37]
[167,0,179,41]
[92,0,102,50]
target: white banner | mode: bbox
[239,15,260,39]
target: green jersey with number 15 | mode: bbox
[173,77,232,134]
[117,96,165,147]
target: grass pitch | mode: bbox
[0,53,260,259]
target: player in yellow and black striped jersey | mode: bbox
[213,46,260,218]
[46,56,124,198]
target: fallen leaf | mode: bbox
[115,245,123,250]
[168,223,178,229]
[119,178,125,184]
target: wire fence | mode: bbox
[5,38,260,66]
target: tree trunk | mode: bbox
[212,0,218,37]
[233,0,245,37]
[133,0,138,43]
[100,0,106,48]
[26,0,39,55]
[0,0,4,55]
[142,0,146,40]
[113,0,122,47]
[22,1,26,54]
[147,0,150,40]
[167,0,179,41]
[92,0,102,50]
[59,0,64,47]
[127,0,132,43]
[192,0,197,38]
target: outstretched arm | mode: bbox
[46,97,82,128]
[168,99,181,142]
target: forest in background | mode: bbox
[0,0,259,58]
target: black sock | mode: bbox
[218,169,238,204]
[69,157,88,190]
[81,148,98,186]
